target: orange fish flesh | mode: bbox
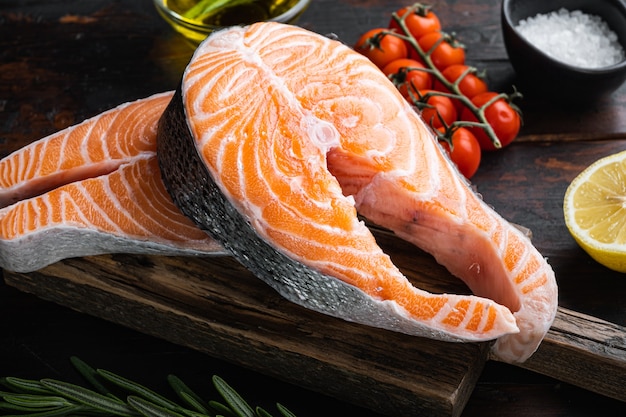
[0,92,225,273]
[157,22,558,363]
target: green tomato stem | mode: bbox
[389,3,521,149]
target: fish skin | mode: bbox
[158,89,519,343]
[0,92,226,273]
[158,22,558,362]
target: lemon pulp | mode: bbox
[563,150,626,272]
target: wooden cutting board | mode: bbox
[4,228,626,417]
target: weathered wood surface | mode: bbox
[4,240,490,417]
[2,1,626,416]
[516,307,626,403]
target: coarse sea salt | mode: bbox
[515,8,625,69]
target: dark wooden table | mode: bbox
[1,1,626,416]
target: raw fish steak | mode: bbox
[0,92,225,273]
[157,22,558,363]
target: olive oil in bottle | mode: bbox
[165,0,300,26]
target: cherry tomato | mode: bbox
[460,92,521,151]
[438,127,482,179]
[417,89,457,129]
[416,32,465,70]
[433,64,488,112]
[389,6,441,40]
[354,28,408,69]
[383,58,433,98]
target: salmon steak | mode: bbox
[157,22,558,363]
[0,92,225,273]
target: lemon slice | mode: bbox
[563,150,626,272]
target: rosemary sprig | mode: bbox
[0,357,297,417]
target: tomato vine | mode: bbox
[354,3,523,178]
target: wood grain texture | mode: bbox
[4,246,489,417]
[512,308,626,402]
[6,250,626,415]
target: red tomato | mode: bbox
[416,32,465,70]
[382,58,433,98]
[438,127,482,179]
[460,92,521,151]
[389,6,441,40]
[433,64,488,112]
[417,89,457,129]
[354,28,408,69]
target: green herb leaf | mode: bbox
[2,358,297,417]
[276,404,297,417]
[208,400,236,417]
[97,369,181,412]
[167,375,210,415]
[1,378,53,396]
[255,407,273,417]
[0,392,72,409]
[212,376,254,417]
[0,403,88,417]
[41,379,137,416]
[70,356,122,401]
[127,395,187,417]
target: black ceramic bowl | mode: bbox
[501,0,626,102]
